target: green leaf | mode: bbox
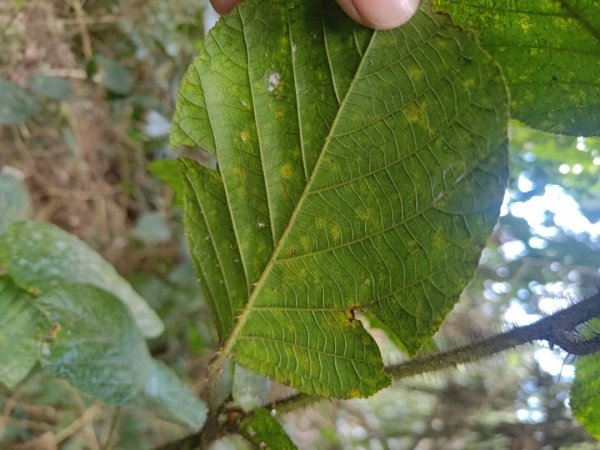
[242,408,297,450]
[433,0,600,136]
[148,159,185,205]
[0,173,32,234]
[0,78,39,125]
[509,124,600,208]
[95,55,134,95]
[29,74,72,101]
[180,159,247,339]
[174,0,508,398]
[0,220,163,338]
[361,311,410,355]
[143,360,208,430]
[0,276,44,389]
[36,283,206,430]
[37,284,151,403]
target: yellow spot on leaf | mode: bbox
[331,224,341,240]
[403,103,427,129]
[520,17,532,33]
[357,208,370,221]
[27,286,40,296]
[233,166,245,180]
[300,235,310,249]
[408,67,424,82]
[349,389,362,398]
[240,130,249,142]
[281,163,293,179]
[463,78,476,90]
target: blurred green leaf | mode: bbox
[0,276,44,389]
[0,220,164,338]
[36,283,206,430]
[131,212,171,245]
[433,0,600,136]
[509,124,600,210]
[0,78,39,125]
[148,159,185,205]
[0,173,32,234]
[95,55,134,95]
[29,74,72,101]
[143,360,208,430]
[242,408,297,450]
[37,283,151,404]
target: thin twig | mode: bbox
[0,373,44,440]
[0,416,54,433]
[53,404,101,445]
[104,407,122,450]
[69,0,93,59]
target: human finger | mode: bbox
[210,0,421,30]
[335,0,420,30]
[210,0,239,15]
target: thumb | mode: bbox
[336,0,421,30]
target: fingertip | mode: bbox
[337,0,421,30]
[210,0,241,15]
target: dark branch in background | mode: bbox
[156,291,600,450]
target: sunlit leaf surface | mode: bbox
[571,354,600,437]
[434,0,600,136]
[173,0,509,397]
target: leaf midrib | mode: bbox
[218,21,379,358]
[559,0,600,42]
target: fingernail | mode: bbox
[351,0,421,30]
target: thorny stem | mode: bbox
[156,291,600,450]
[388,290,600,378]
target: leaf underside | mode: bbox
[433,0,600,136]
[173,0,508,398]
